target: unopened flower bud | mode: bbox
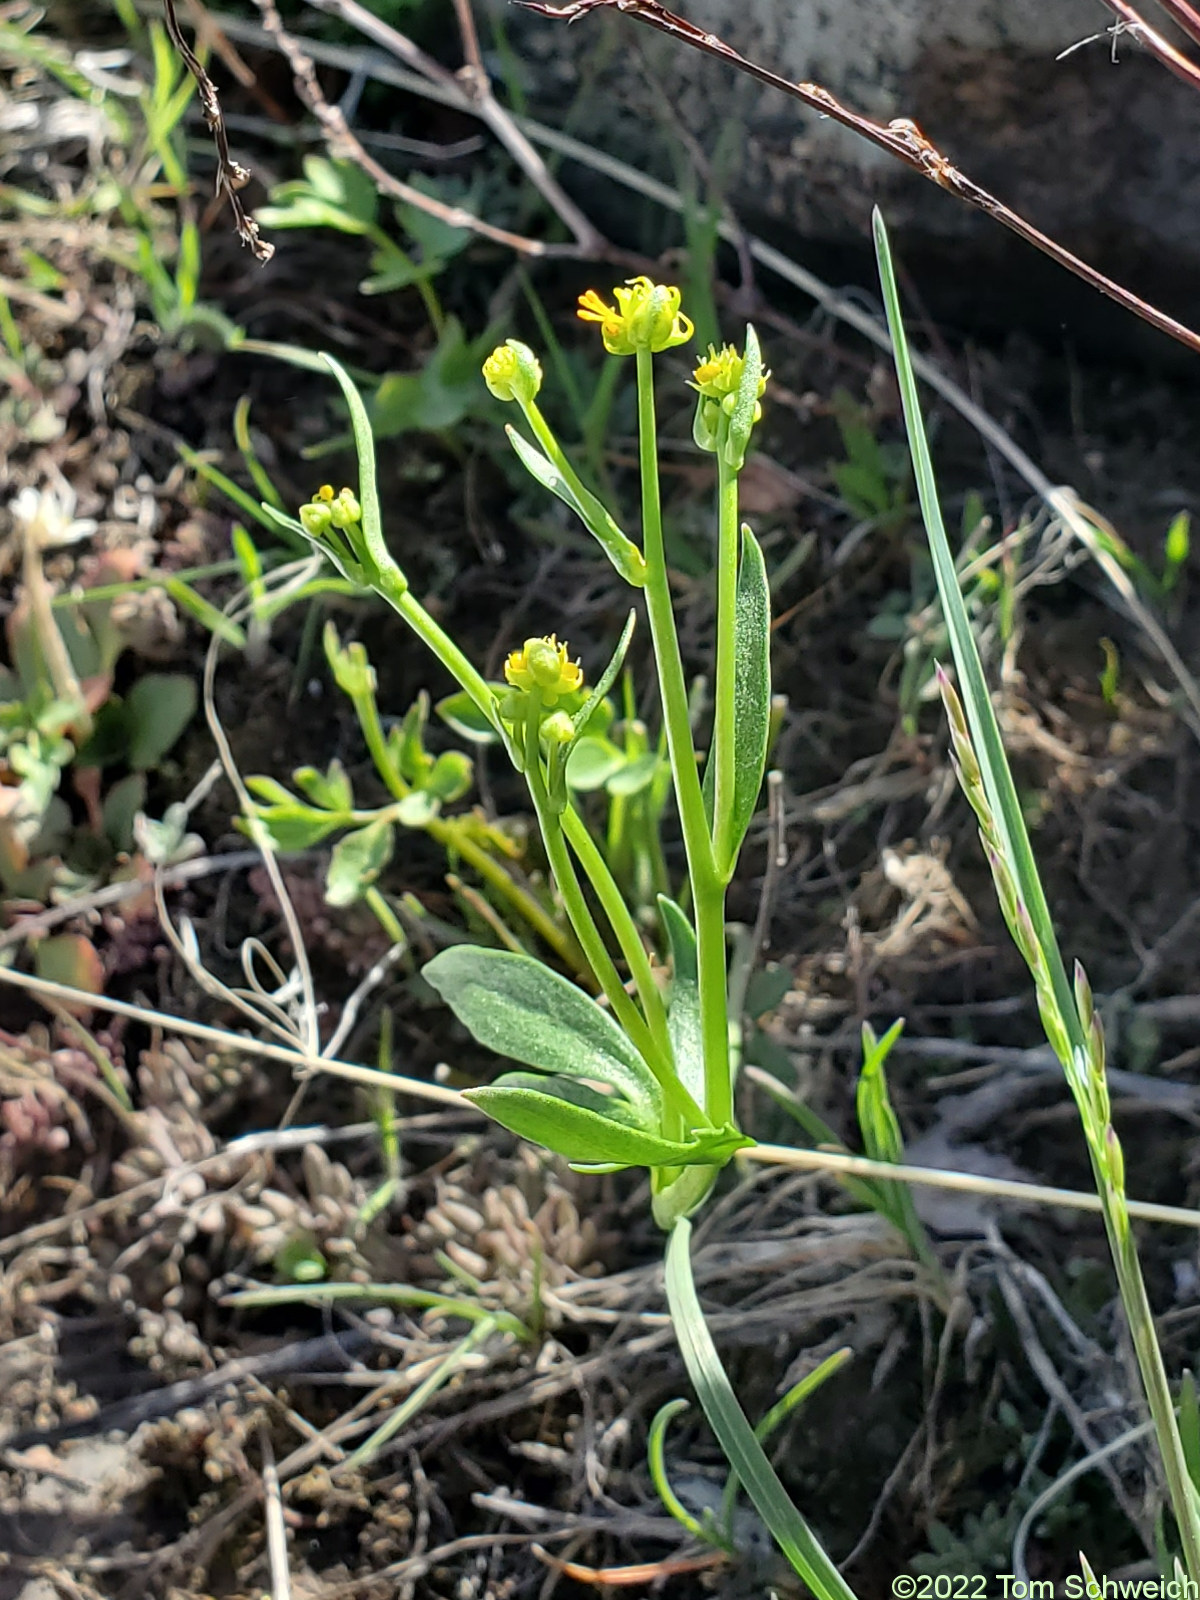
[483,340,543,404]
[541,711,574,745]
[327,487,362,529]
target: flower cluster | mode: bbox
[690,337,769,463]
[577,276,693,356]
[503,635,583,705]
[299,484,362,537]
[691,343,768,404]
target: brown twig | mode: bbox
[162,0,275,260]
[1147,0,1200,50]
[302,0,607,254]
[522,0,1200,359]
[248,0,588,259]
[1096,0,1200,89]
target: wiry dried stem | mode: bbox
[249,0,592,258]
[1096,0,1200,90]
[161,0,275,259]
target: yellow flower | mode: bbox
[482,340,543,404]
[504,635,584,704]
[576,277,694,356]
[691,343,768,402]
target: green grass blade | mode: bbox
[664,1220,858,1599]
[872,209,1081,1061]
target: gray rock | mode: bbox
[501,0,1200,355]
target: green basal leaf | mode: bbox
[466,1081,747,1171]
[326,818,394,907]
[423,945,661,1116]
[391,693,432,785]
[247,806,344,852]
[293,759,354,812]
[658,895,703,1105]
[723,523,771,873]
[395,791,438,827]
[605,750,659,798]
[427,750,472,802]
[124,674,197,771]
[504,426,645,587]
[436,687,504,744]
[565,735,625,791]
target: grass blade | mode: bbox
[664,1219,858,1599]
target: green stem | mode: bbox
[364,885,405,945]
[635,349,730,1128]
[522,708,701,1129]
[390,589,513,757]
[1102,1179,1200,1580]
[634,349,715,890]
[694,877,732,1130]
[561,805,673,1066]
[712,452,739,871]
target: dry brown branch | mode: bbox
[162,0,275,259]
[522,0,1200,359]
[304,0,606,253]
[1096,0,1200,89]
[1143,0,1200,50]
[248,0,593,259]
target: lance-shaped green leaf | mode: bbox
[711,524,771,876]
[658,895,703,1105]
[423,945,661,1116]
[320,353,409,604]
[723,323,763,472]
[466,1075,750,1171]
[505,426,646,587]
[572,610,636,737]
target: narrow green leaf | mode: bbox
[873,209,1082,1062]
[724,323,763,472]
[480,1069,652,1130]
[164,578,247,649]
[505,426,645,586]
[466,1083,714,1169]
[571,609,636,736]
[320,354,408,601]
[719,523,771,873]
[658,895,703,1105]
[177,441,297,542]
[423,945,661,1115]
[665,1220,857,1598]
